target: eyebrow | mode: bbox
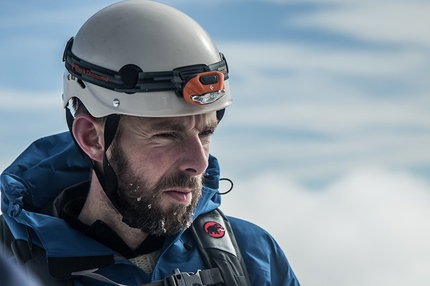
[146,118,218,133]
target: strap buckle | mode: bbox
[163,268,223,286]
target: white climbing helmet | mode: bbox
[62,0,232,118]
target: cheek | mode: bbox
[127,147,176,179]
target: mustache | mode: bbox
[155,173,203,191]
[122,172,204,198]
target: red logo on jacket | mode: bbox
[204,221,225,238]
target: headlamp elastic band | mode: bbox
[62,37,229,98]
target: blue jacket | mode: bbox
[1,132,299,285]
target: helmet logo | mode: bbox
[204,221,225,238]
[71,61,109,83]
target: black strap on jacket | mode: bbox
[0,215,13,255]
[190,209,252,286]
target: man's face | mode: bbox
[108,112,218,236]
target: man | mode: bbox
[0,1,300,285]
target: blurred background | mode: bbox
[1,0,430,285]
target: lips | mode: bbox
[163,189,192,204]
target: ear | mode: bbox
[72,114,105,163]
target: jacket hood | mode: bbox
[1,132,222,258]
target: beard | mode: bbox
[109,141,203,236]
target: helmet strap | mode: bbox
[97,114,123,213]
[216,109,225,122]
[66,109,126,219]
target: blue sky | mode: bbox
[1,0,430,285]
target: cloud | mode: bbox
[211,40,430,183]
[0,89,66,171]
[0,2,117,29]
[286,0,430,48]
[220,167,430,285]
[0,89,60,110]
[220,41,430,100]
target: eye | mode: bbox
[154,133,176,139]
[200,128,215,137]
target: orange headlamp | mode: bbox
[182,71,225,105]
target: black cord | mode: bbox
[218,178,234,195]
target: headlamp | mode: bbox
[182,71,225,105]
[62,37,229,106]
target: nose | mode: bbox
[179,136,209,176]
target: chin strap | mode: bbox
[66,108,124,215]
[216,109,225,122]
[97,114,123,213]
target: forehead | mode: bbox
[121,112,218,131]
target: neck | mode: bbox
[78,174,148,250]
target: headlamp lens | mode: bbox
[191,90,225,105]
